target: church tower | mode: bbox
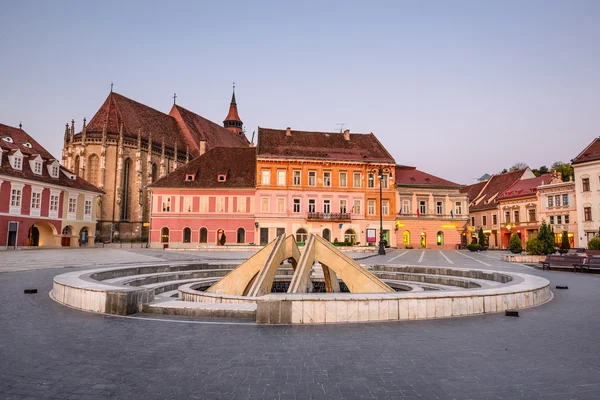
[223,86,243,135]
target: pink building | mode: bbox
[149,147,256,248]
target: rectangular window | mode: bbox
[68,197,77,213]
[84,199,92,215]
[200,197,208,213]
[562,194,569,206]
[555,195,561,207]
[514,210,520,223]
[582,178,590,192]
[353,172,361,188]
[565,214,570,224]
[216,197,225,213]
[261,169,270,185]
[548,196,553,207]
[482,215,487,226]
[323,171,331,187]
[183,196,192,213]
[340,199,347,213]
[353,199,361,214]
[436,201,443,215]
[277,198,285,213]
[584,207,592,221]
[293,170,301,186]
[339,172,347,188]
[308,199,316,213]
[550,216,555,224]
[30,192,41,210]
[162,197,171,212]
[557,215,562,224]
[323,199,331,213]
[471,216,475,226]
[505,211,511,223]
[14,157,22,170]
[261,197,269,213]
[50,194,59,212]
[402,200,410,215]
[382,200,389,216]
[492,214,497,225]
[277,170,286,186]
[11,188,22,207]
[368,173,375,188]
[308,171,316,186]
[368,200,376,215]
[381,175,388,189]
[419,200,426,215]
[528,209,536,222]
[52,165,59,177]
[293,198,301,213]
[455,202,462,215]
[33,162,42,175]
[237,197,246,213]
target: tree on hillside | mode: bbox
[509,162,529,171]
[532,165,549,177]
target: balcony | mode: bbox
[307,212,351,221]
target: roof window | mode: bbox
[185,174,195,182]
[2,136,13,143]
[22,142,33,149]
[218,174,227,182]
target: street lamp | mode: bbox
[370,166,392,255]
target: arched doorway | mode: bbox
[28,225,40,246]
[61,226,72,247]
[344,229,356,245]
[237,228,245,244]
[322,228,331,242]
[217,229,225,245]
[199,227,208,243]
[79,227,88,247]
[403,230,410,247]
[436,231,444,246]
[295,228,308,244]
[161,227,169,243]
[183,227,191,243]
[420,232,427,248]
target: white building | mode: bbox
[572,137,600,247]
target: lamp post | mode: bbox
[371,166,391,255]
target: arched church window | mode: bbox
[121,158,132,220]
[87,154,100,186]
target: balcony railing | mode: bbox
[307,212,351,221]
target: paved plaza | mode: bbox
[1,248,600,399]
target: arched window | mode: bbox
[121,158,132,220]
[295,228,308,243]
[183,227,191,243]
[420,232,427,248]
[322,228,331,241]
[437,231,444,246]
[151,162,157,183]
[199,227,208,243]
[87,154,99,186]
[237,228,245,244]
[161,227,169,243]
[344,229,356,245]
[403,230,410,246]
[74,156,80,176]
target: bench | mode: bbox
[539,255,585,270]
[574,256,600,273]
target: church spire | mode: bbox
[223,83,243,135]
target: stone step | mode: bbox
[144,300,256,319]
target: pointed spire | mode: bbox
[70,119,75,140]
[64,123,70,143]
[231,82,236,105]
[224,84,243,135]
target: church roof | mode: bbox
[79,92,247,155]
[395,165,462,189]
[223,90,242,123]
[0,123,102,193]
[256,127,395,163]
[572,137,600,165]
[149,147,256,189]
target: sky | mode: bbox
[1,0,598,185]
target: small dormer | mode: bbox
[29,154,43,175]
[2,136,13,143]
[185,173,196,182]
[8,149,23,170]
[22,142,33,149]
[47,160,60,179]
[217,174,227,182]
[61,169,76,180]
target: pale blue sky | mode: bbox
[1,0,598,184]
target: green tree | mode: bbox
[526,237,544,255]
[560,230,571,251]
[510,162,529,171]
[588,237,600,250]
[477,228,487,247]
[532,165,549,177]
[551,162,574,181]
[537,220,556,255]
[509,232,522,253]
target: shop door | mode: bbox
[260,228,269,245]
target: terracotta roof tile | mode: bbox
[498,174,552,200]
[256,127,395,163]
[461,169,526,211]
[395,165,462,188]
[572,137,600,165]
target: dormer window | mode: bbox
[185,174,195,182]
[218,174,227,182]
[8,151,23,170]
[22,142,33,149]
[47,161,60,178]
[33,160,42,174]
[2,136,13,143]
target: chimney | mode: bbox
[286,127,291,136]
[199,139,206,156]
[343,129,350,141]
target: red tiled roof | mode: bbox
[395,165,462,188]
[0,123,102,193]
[461,169,526,211]
[224,91,242,123]
[150,147,256,189]
[460,180,487,201]
[572,137,600,165]
[498,174,552,200]
[256,127,395,163]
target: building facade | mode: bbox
[255,128,396,247]
[0,123,102,249]
[149,147,256,248]
[537,172,578,247]
[572,138,600,247]
[394,165,469,249]
[61,89,248,242]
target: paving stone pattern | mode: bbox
[1,250,600,399]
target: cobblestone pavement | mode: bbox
[1,250,600,399]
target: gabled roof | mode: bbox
[498,174,552,200]
[572,137,600,165]
[256,127,395,163]
[461,169,528,211]
[0,123,102,193]
[395,165,462,189]
[150,147,256,189]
